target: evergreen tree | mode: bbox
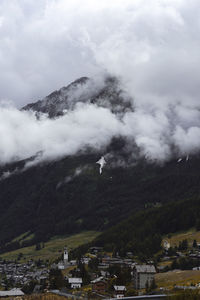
[196,219,200,231]
[193,239,197,248]
[88,257,99,271]
[49,269,65,289]
[182,239,188,250]
[78,262,91,285]
[171,259,179,270]
[35,243,41,251]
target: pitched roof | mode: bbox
[114,285,126,291]
[135,264,156,273]
[68,278,82,284]
[0,288,24,297]
[91,276,106,283]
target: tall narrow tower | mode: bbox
[64,247,68,264]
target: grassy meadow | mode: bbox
[4,294,68,300]
[156,270,200,289]
[163,229,200,248]
[0,231,100,262]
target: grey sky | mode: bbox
[0,0,200,165]
[0,0,200,107]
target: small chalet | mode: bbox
[113,285,126,298]
[91,276,107,294]
[58,261,65,270]
[68,277,83,289]
[89,246,103,254]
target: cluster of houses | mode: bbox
[0,246,157,298]
[55,246,157,298]
[0,260,49,291]
[89,264,156,296]
[189,249,200,260]
[156,238,200,275]
[90,277,127,298]
[2,238,200,297]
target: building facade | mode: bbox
[113,285,126,298]
[68,278,82,289]
[132,265,156,289]
[91,277,107,294]
[64,247,68,263]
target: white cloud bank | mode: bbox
[1,0,200,164]
[1,0,200,107]
[0,103,122,164]
[1,98,200,165]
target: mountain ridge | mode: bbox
[0,77,200,256]
[22,76,133,118]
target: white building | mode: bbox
[68,278,83,289]
[132,264,156,289]
[58,261,65,270]
[58,247,69,270]
[69,260,77,266]
[113,285,126,298]
[193,267,200,270]
[64,247,68,263]
[81,257,90,264]
[163,240,170,251]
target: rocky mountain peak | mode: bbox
[22,76,133,118]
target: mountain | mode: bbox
[87,192,200,258]
[1,148,200,254]
[22,76,133,118]
[1,76,200,255]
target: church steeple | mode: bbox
[64,247,68,263]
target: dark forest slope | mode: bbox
[75,191,200,259]
[1,76,200,254]
[0,149,200,252]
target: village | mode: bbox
[0,241,191,298]
[1,237,200,299]
[0,245,157,298]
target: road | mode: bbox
[50,289,88,299]
[51,290,168,300]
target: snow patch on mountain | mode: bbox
[96,156,106,174]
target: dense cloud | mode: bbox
[0,103,123,164]
[1,0,200,165]
[1,0,200,106]
[1,96,200,165]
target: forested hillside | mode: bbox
[83,193,200,258]
[1,148,200,253]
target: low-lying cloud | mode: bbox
[1,0,200,165]
[1,94,200,165]
[0,103,123,164]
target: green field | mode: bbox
[156,270,200,289]
[163,228,200,248]
[0,231,100,262]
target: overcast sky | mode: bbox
[0,0,200,107]
[1,0,200,166]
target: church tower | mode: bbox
[64,247,68,263]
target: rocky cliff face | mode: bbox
[22,76,133,118]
